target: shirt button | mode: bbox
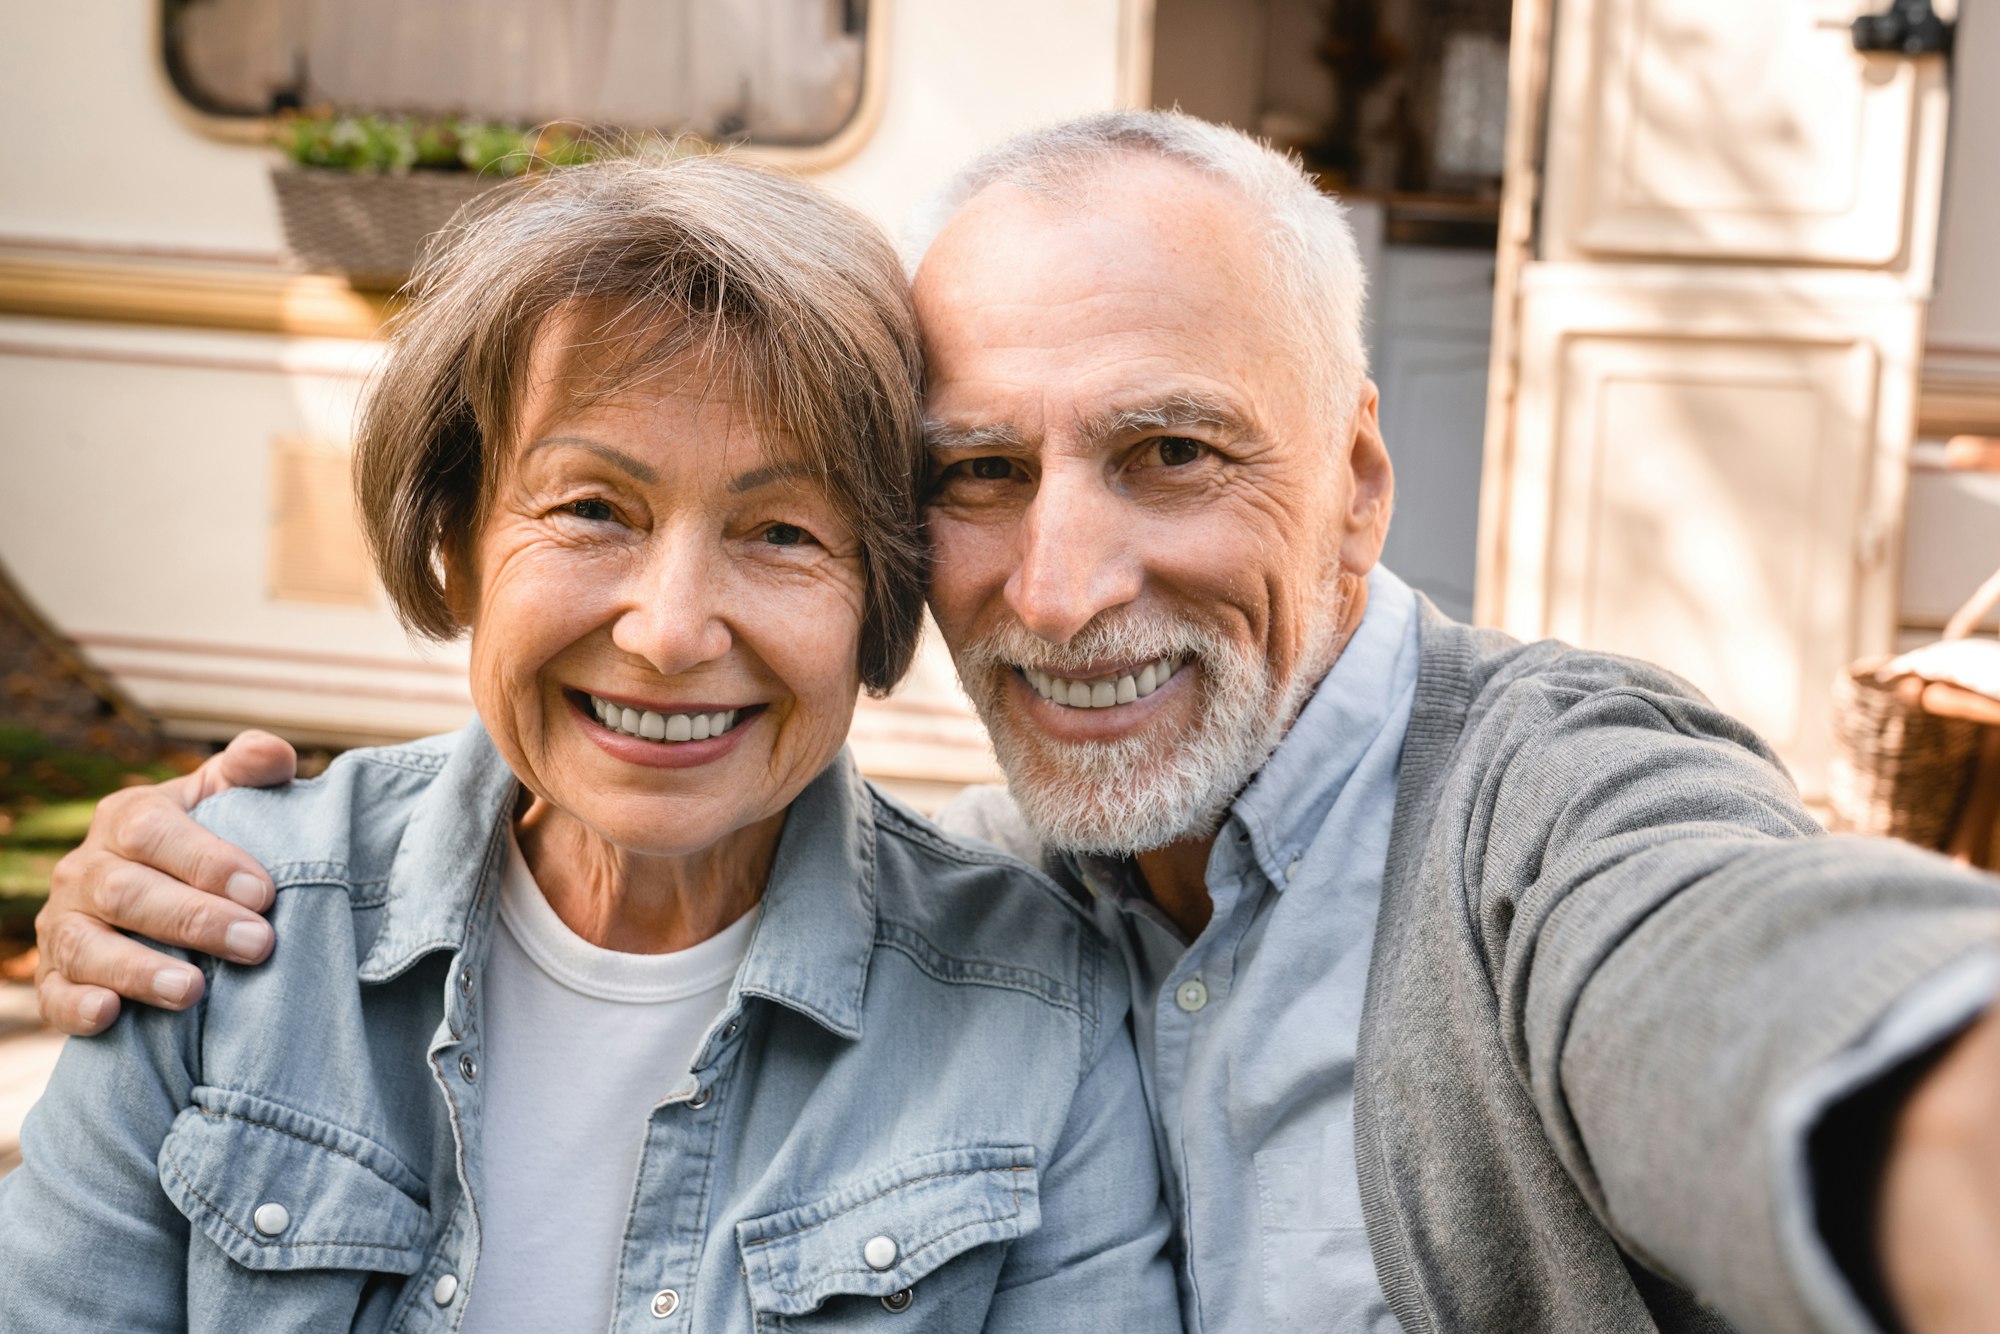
[1175,979,1209,1013]
[882,1287,915,1313]
[459,1053,478,1082]
[432,1273,459,1306]
[1286,857,1301,883]
[686,1084,711,1110]
[722,1019,739,1039]
[251,1202,289,1235]
[650,1289,680,1318]
[863,1235,898,1270]
[458,965,474,996]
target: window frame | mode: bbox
[152,0,892,170]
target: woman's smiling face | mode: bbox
[458,328,868,856]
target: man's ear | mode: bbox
[1338,381,1394,575]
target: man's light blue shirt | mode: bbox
[1078,565,1417,1333]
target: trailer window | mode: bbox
[162,0,870,147]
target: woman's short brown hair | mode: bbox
[353,153,929,694]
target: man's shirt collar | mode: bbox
[1221,565,1420,894]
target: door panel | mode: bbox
[1541,0,1947,274]
[1504,267,1922,796]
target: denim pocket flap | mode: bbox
[736,1145,1040,1316]
[158,1085,430,1274]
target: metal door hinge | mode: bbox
[1852,0,1955,57]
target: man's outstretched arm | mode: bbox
[35,730,292,1034]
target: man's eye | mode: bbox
[968,457,1016,481]
[561,498,617,522]
[763,523,809,546]
[1154,437,1204,467]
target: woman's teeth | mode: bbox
[1022,655,1183,709]
[588,695,740,742]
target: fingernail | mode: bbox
[154,968,196,1004]
[78,993,110,1027]
[224,919,273,962]
[224,872,271,911]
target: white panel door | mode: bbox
[1541,0,1951,273]
[1483,0,1952,800]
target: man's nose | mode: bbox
[1005,462,1143,644]
[610,532,733,674]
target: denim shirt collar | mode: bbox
[356,719,877,1041]
[1218,566,1419,893]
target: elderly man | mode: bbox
[32,112,2000,1333]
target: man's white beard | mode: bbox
[954,582,1350,857]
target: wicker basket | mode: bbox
[269,166,505,289]
[1829,566,2000,847]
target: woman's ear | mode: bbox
[440,538,479,631]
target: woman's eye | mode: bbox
[1153,436,1204,467]
[763,523,809,546]
[560,498,617,522]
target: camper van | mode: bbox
[2,0,1994,807]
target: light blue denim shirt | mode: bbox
[1074,565,1418,1334]
[0,722,1177,1332]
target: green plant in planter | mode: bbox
[275,113,606,178]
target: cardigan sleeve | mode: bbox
[1460,659,2000,1334]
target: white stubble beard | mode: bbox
[953,575,1353,857]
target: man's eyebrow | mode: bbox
[923,420,1027,453]
[523,436,659,484]
[1078,393,1246,441]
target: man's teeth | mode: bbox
[1022,656,1183,709]
[588,695,739,742]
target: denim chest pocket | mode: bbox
[158,1085,432,1274]
[736,1145,1040,1330]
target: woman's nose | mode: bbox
[608,534,733,673]
[1004,464,1143,645]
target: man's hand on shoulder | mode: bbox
[35,730,294,1036]
[1881,1001,2000,1333]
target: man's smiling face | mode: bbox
[914,155,1393,856]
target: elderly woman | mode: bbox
[0,158,1176,1331]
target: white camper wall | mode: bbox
[0,0,1138,794]
[0,0,1130,252]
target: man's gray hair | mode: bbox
[904,109,1370,431]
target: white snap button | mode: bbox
[863,1235,898,1270]
[650,1289,680,1318]
[252,1202,289,1235]
[1285,857,1301,883]
[432,1273,458,1306]
[1175,979,1209,1013]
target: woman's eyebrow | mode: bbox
[728,461,819,493]
[523,436,659,484]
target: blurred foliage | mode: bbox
[0,729,189,925]
[273,112,610,177]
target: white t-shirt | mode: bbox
[458,836,756,1334]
